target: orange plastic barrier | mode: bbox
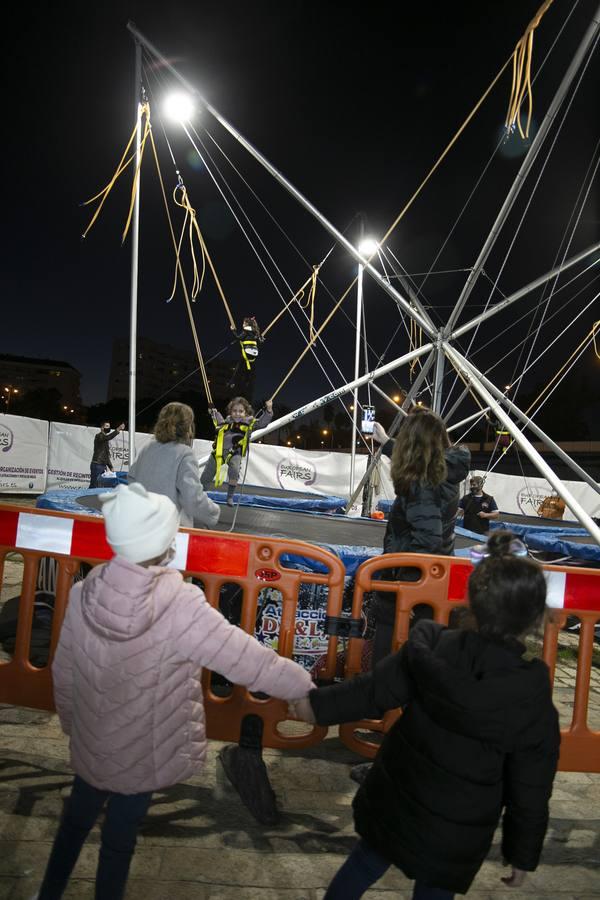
[340,552,600,773]
[0,504,345,751]
[2,506,599,773]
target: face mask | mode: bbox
[157,539,177,567]
[103,426,111,433]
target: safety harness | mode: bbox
[212,418,257,487]
[239,339,259,370]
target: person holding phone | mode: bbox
[371,409,470,664]
[361,406,376,435]
[89,422,125,488]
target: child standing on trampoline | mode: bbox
[201,396,273,505]
[292,530,560,899]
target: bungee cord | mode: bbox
[81,101,151,243]
[505,0,555,139]
[451,271,600,445]
[485,323,599,479]
[82,5,595,491]
[147,58,366,423]
[441,28,599,417]
[166,181,207,303]
[508,132,600,404]
[198,123,408,399]
[146,124,214,405]
[179,120,376,443]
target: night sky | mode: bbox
[3,1,599,432]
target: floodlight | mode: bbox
[164,93,195,123]
[358,238,378,257]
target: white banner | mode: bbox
[192,439,397,514]
[0,415,48,493]
[471,469,600,523]
[47,423,153,491]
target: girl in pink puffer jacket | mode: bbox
[36,483,312,900]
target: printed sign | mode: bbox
[276,458,317,490]
[0,415,48,493]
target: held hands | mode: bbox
[288,695,316,724]
[265,399,273,413]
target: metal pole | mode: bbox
[432,340,444,412]
[128,40,142,465]
[349,263,364,494]
[442,343,600,543]
[197,342,435,468]
[445,347,600,497]
[343,350,437,512]
[370,382,407,413]
[446,5,600,333]
[446,407,490,433]
[251,343,433,440]
[451,240,600,341]
[125,21,436,337]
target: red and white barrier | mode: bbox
[0,508,249,578]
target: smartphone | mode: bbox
[361,405,375,435]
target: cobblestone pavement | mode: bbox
[0,700,598,900]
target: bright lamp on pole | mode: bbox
[164,93,195,123]
[358,238,378,257]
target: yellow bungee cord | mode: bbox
[165,181,207,302]
[505,0,555,139]
[81,102,152,243]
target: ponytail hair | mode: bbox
[467,530,546,640]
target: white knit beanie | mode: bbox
[99,483,180,563]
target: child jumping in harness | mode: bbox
[201,396,273,506]
[234,316,264,371]
[291,530,560,900]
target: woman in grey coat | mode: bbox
[128,403,220,530]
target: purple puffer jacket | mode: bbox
[52,556,313,794]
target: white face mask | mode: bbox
[157,539,177,567]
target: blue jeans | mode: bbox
[89,463,106,489]
[38,775,153,900]
[324,839,455,900]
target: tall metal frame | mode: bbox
[127,10,600,536]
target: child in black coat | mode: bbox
[292,531,560,899]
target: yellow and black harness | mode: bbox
[212,418,256,487]
[239,339,259,370]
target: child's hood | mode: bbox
[80,557,180,642]
[405,621,553,747]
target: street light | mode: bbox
[164,92,195,123]
[2,387,19,411]
[350,236,378,492]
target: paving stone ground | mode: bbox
[0,700,598,900]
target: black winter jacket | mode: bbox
[310,622,559,894]
[91,429,119,468]
[382,441,471,556]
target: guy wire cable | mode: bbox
[201,123,411,396]
[146,62,375,449]
[180,123,382,448]
[443,27,600,416]
[508,132,600,402]
[485,326,598,479]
